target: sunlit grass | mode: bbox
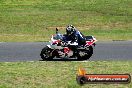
[0,0,131,42]
[0,61,131,88]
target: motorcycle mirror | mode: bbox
[56,28,58,34]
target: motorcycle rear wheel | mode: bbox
[77,46,93,60]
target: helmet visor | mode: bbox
[67,28,73,35]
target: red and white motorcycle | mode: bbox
[40,28,97,60]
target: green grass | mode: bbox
[0,0,132,42]
[0,61,131,88]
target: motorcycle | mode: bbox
[40,28,97,60]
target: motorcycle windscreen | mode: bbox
[53,33,63,40]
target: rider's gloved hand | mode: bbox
[61,41,68,46]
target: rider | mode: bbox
[62,25,86,57]
[63,25,86,45]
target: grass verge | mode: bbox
[0,61,131,88]
[0,0,132,42]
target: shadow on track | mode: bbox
[39,59,85,61]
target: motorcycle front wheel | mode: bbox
[40,46,54,61]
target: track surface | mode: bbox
[0,41,132,62]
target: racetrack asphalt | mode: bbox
[0,41,132,62]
